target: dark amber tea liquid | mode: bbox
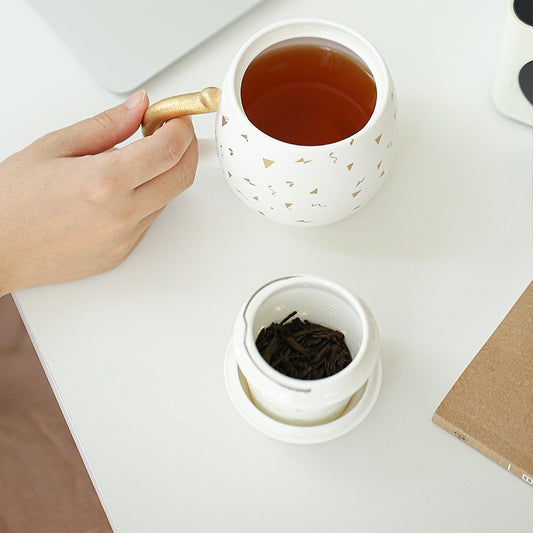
[241,38,377,146]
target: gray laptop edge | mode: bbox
[27,0,264,93]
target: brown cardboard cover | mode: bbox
[433,281,533,486]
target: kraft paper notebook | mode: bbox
[433,281,533,486]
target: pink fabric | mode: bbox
[0,320,111,533]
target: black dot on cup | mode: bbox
[513,0,533,26]
[518,60,533,106]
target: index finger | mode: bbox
[103,117,195,189]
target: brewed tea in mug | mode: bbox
[241,38,377,146]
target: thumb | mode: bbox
[46,90,148,157]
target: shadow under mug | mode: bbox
[142,19,398,226]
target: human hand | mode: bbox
[0,90,197,296]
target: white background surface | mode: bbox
[2,0,532,532]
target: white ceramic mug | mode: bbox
[143,19,398,226]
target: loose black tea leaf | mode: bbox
[255,312,352,380]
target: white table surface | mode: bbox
[2,0,532,531]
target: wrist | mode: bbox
[0,277,14,298]
[0,284,11,298]
[0,257,18,297]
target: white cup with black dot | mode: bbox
[493,0,533,125]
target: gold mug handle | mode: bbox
[141,87,221,137]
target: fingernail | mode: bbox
[124,89,145,110]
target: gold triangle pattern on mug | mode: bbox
[215,82,397,226]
